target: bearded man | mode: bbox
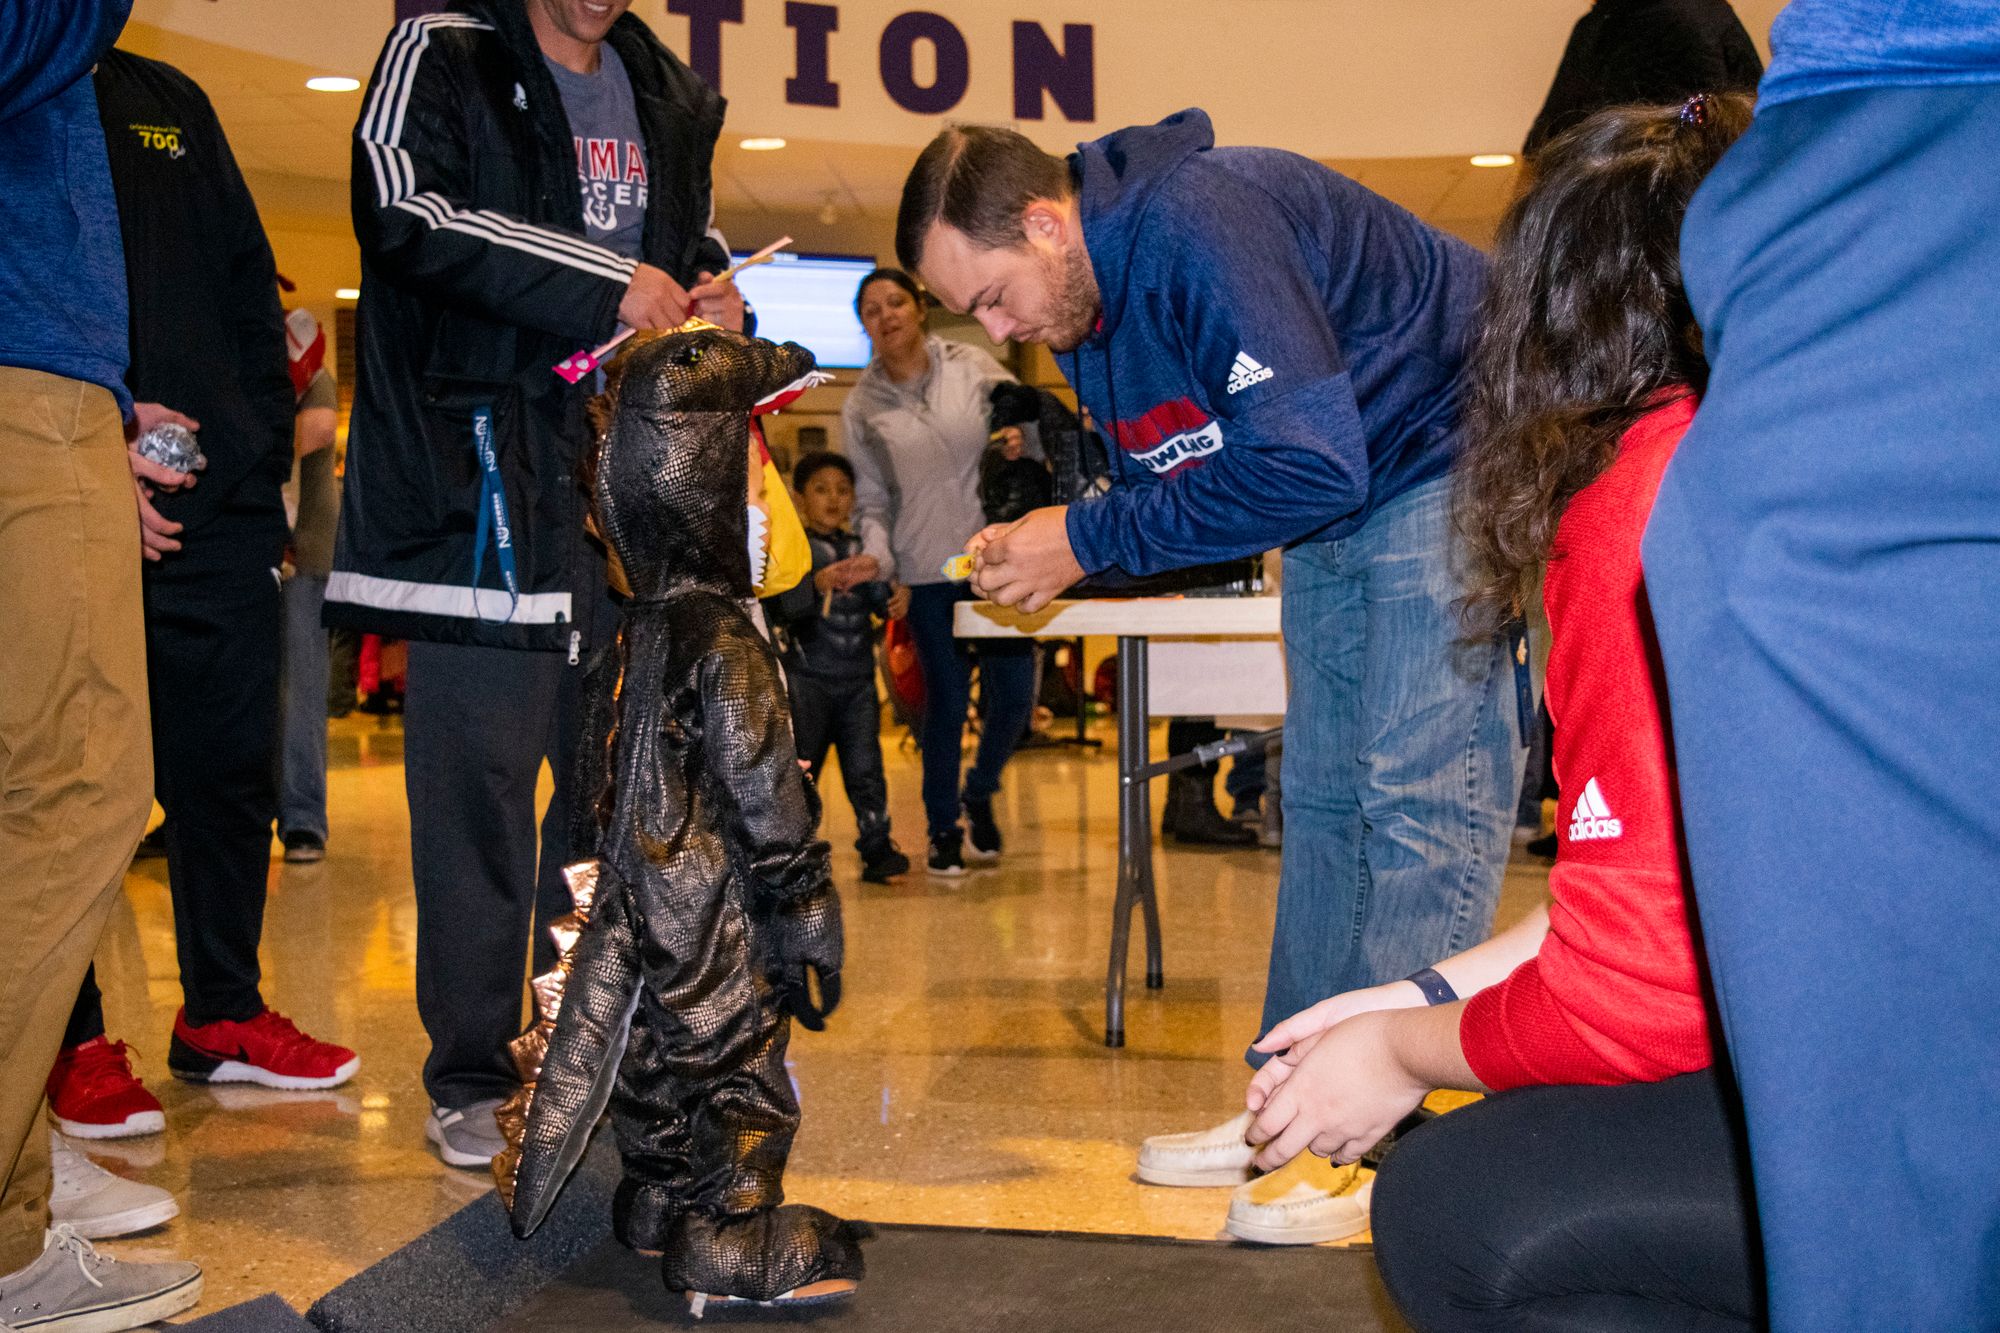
[896,111,1523,1243]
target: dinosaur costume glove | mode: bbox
[764,887,843,1031]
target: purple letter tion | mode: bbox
[785,2,840,108]
[1013,21,1094,122]
[667,0,744,93]
[879,11,969,115]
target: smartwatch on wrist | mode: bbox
[1404,966,1458,1006]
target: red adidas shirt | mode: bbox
[1460,395,1716,1089]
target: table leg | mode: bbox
[1108,635,1161,1047]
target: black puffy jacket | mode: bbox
[327,0,727,652]
[766,528,890,681]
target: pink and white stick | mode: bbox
[551,236,795,383]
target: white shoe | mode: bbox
[47,1132,179,1240]
[426,1101,505,1169]
[1136,1110,1258,1187]
[0,1225,200,1330]
[1224,1156,1373,1245]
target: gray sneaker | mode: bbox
[0,1224,201,1331]
[425,1100,506,1169]
[48,1133,178,1239]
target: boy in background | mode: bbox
[768,452,910,883]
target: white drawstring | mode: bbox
[44,1225,106,1289]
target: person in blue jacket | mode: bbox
[896,109,1522,1242]
[1641,3,2000,1327]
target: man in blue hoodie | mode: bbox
[1642,3,2000,1327]
[0,2,206,1325]
[898,110,1522,1241]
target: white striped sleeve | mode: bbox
[357,15,638,287]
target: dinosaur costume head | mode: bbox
[594,327,818,601]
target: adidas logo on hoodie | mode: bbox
[1226,351,1273,394]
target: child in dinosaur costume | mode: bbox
[496,325,863,1311]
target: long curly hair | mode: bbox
[1454,93,1752,636]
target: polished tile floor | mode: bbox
[85,712,1547,1319]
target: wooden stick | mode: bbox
[716,235,793,284]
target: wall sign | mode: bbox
[392,1,1093,123]
[667,2,1094,120]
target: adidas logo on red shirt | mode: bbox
[1568,777,1624,842]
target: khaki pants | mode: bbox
[0,368,152,1273]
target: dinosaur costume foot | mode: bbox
[662,1205,866,1306]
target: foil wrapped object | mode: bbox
[134,422,205,474]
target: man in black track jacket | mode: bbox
[331,0,746,1166]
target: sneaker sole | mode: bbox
[927,864,965,878]
[1136,1161,1256,1188]
[1224,1210,1369,1246]
[52,1110,165,1140]
[424,1117,499,1169]
[170,1053,359,1091]
[283,848,326,863]
[60,1193,181,1240]
[13,1268,201,1332]
[963,846,1000,863]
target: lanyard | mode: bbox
[470,405,520,624]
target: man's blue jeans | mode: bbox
[1255,475,1522,1061]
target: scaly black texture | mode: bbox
[512,328,860,1299]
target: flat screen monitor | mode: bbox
[732,250,878,370]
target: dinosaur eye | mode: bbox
[670,344,704,367]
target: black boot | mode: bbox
[857,826,910,883]
[1163,770,1256,846]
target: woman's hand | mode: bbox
[991,425,1026,460]
[886,582,911,620]
[1245,1011,1431,1171]
[1246,981,1427,1111]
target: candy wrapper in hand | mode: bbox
[135,423,205,474]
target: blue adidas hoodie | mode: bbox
[0,1,134,415]
[1060,109,1485,578]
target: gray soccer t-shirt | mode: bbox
[544,46,647,259]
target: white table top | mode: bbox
[953,596,1281,640]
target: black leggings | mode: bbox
[1372,1069,1764,1332]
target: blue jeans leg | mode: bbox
[1644,84,2000,1331]
[1254,476,1520,1063]
[963,638,1033,806]
[278,571,329,841]
[905,582,972,834]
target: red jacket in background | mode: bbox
[1461,394,1716,1090]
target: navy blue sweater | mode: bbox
[1060,109,1485,578]
[0,1,133,414]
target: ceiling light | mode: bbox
[306,76,361,92]
[1470,153,1517,168]
[740,137,787,152]
[335,287,361,300]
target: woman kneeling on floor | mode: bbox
[1242,94,1765,1332]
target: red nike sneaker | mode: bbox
[168,1007,359,1090]
[46,1037,166,1139]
